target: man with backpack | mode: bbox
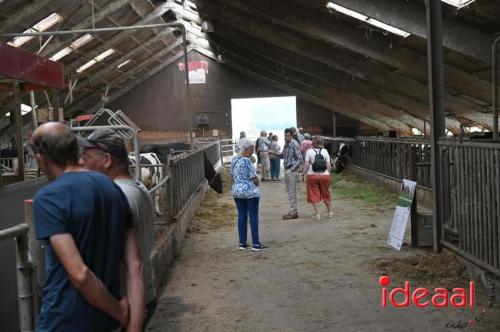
[303,136,333,220]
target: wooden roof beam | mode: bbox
[40,0,131,58]
[332,0,493,63]
[209,30,463,133]
[223,60,395,133]
[218,47,415,134]
[200,3,497,129]
[64,2,177,74]
[215,0,491,104]
[68,51,185,116]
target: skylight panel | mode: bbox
[117,59,131,69]
[441,0,476,9]
[326,2,410,38]
[50,47,73,61]
[71,34,93,49]
[95,49,115,61]
[76,48,115,73]
[7,13,63,48]
[50,34,94,62]
[77,60,97,73]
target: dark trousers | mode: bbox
[234,197,260,245]
[270,158,281,178]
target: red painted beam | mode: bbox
[0,43,64,90]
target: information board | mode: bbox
[387,179,417,250]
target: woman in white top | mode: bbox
[268,135,282,181]
[303,136,333,220]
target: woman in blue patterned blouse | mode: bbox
[231,138,268,251]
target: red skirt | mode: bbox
[306,175,331,203]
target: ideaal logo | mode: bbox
[379,276,493,329]
[379,276,475,308]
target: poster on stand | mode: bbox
[387,179,417,250]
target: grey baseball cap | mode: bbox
[78,128,128,161]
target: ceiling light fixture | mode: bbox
[441,0,477,9]
[326,2,410,38]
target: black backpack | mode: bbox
[312,148,327,172]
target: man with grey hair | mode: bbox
[30,122,144,331]
[80,128,158,329]
[234,131,246,154]
[297,127,305,144]
[258,130,271,181]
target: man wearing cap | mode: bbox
[80,128,157,329]
[30,122,144,332]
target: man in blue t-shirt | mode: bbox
[30,122,144,332]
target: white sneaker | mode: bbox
[328,212,334,218]
[314,213,320,221]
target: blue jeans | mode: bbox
[234,197,261,245]
[270,158,280,178]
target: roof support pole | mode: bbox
[492,37,500,139]
[13,82,25,182]
[332,112,337,137]
[426,0,445,253]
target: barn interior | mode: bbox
[1,0,500,331]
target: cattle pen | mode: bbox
[0,140,221,331]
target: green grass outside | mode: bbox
[330,171,398,205]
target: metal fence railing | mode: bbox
[1,140,223,330]
[1,157,17,175]
[438,139,500,276]
[219,138,234,162]
[167,141,219,218]
[322,136,432,189]
[0,223,34,331]
[322,135,500,277]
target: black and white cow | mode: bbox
[141,143,191,163]
[141,143,223,194]
[332,143,351,174]
[128,152,163,215]
[204,151,223,193]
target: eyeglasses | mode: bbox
[81,149,109,161]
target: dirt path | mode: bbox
[147,173,500,332]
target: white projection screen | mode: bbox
[231,96,297,155]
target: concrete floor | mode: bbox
[147,177,500,332]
